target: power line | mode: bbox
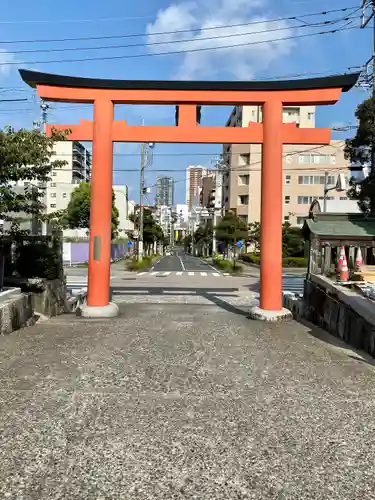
[1,14,361,56]
[0,6,359,45]
[2,25,365,67]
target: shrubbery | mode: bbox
[240,253,307,268]
[14,238,63,280]
[212,258,243,274]
[126,255,159,271]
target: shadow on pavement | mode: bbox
[111,286,256,317]
[298,317,375,369]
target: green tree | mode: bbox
[0,126,68,233]
[247,221,260,252]
[282,222,305,257]
[64,182,119,240]
[344,96,375,213]
[130,208,166,252]
[193,222,213,256]
[215,212,248,255]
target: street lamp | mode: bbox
[323,172,347,212]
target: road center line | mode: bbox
[178,256,186,271]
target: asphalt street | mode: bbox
[152,250,217,273]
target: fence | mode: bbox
[63,242,130,266]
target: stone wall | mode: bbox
[304,277,375,357]
[0,293,34,335]
[0,279,69,335]
[30,279,68,317]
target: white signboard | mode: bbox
[63,242,72,265]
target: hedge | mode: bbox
[126,255,159,271]
[212,258,243,274]
[240,253,307,268]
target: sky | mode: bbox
[0,0,372,204]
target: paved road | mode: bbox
[1,292,375,497]
[152,251,217,273]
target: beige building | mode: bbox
[51,140,91,184]
[186,165,210,209]
[223,106,351,226]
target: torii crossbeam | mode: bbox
[19,69,359,319]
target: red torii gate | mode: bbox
[19,70,359,319]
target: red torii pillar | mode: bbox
[18,70,359,319]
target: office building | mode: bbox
[222,106,351,226]
[51,141,91,184]
[156,176,174,207]
[186,165,210,209]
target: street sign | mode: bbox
[127,241,133,247]
[133,230,139,239]
[236,240,243,248]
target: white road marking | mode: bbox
[201,272,207,276]
[188,272,194,276]
[176,271,183,276]
[178,256,186,271]
[223,273,230,276]
[151,272,158,276]
[212,273,220,277]
[137,272,147,275]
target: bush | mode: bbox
[126,256,154,271]
[212,258,243,274]
[14,241,62,280]
[241,253,260,264]
[241,253,307,268]
[282,257,308,268]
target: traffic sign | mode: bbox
[236,240,243,248]
[127,241,133,247]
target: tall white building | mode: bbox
[51,141,91,184]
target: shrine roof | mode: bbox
[303,214,375,240]
[19,69,360,93]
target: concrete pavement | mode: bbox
[1,295,375,498]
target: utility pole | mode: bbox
[138,142,146,260]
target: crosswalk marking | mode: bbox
[282,276,305,296]
[135,271,231,278]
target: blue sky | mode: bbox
[0,0,372,203]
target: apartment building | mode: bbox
[186,165,209,209]
[51,141,91,184]
[156,176,174,207]
[222,105,350,226]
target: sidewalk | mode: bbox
[1,301,375,498]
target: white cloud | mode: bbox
[0,49,15,78]
[146,0,296,80]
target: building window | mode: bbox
[238,195,249,205]
[238,215,248,224]
[285,175,291,185]
[307,112,314,120]
[239,154,250,166]
[298,175,335,185]
[62,193,67,198]
[284,215,290,222]
[238,174,249,185]
[340,196,348,200]
[50,183,56,187]
[50,204,56,208]
[296,216,307,225]
[298,195,333,204]
[285,155,292,164]
[284,196,290,204]
[52,171,57,177]
[50,192,56,198]
[298,154,331,164]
